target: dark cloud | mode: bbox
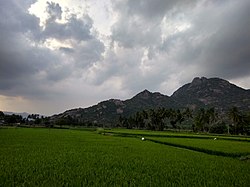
[158,0,250,80]
[201,1,250,79]
[104,0,250,95]
[0,0,104,100]
[42,2,104,67]
[115,0,197,20]
[43,14,93,41]
[0,1,40,40]
[73,39,105,67]
[111,17,161,48]
[0,40,64,98]
[111,0,198,48]
[0,0,42,92]
[59,47,74,53]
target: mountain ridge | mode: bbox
[52,77,250,125]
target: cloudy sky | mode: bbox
[0,0,250,115]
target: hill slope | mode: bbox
[172,77,250,112]
[52,77,250,125]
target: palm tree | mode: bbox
[206,108,218,133]
[168,109,177,130]
[194,108,206,132]
[184,108,193,119]
[228,107,242,134]
[135,112,144,129]
[244,112,250,135]
[176,109,184,131]
[141,110,148,119]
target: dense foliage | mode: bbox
[0,112,23,124]
[118,107,250,135]
[0,112,51,127]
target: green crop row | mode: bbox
[146,138,250,158]
[0,128,250,186]
[106,129,250,157]
[105,128,250,142]
[147,137,250,155]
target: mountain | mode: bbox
[123,89,176,115]
[3,112,30,118]
[51,77,250,125]
[51,90,175,125]
[172,77,250,112]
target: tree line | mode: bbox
[118,107,250,135]
[1,107,250,135]
[0,112,51,127]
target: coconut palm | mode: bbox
[183,108,193,119]
[228,107,242,134]
[206,108,218,132]
[194,108,206,132]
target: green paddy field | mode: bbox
[0,127,249,186]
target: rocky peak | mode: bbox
[188,77,233,90]
[190,77,208,86]
[134,89,152,99]
[192,76,207,82]
[109,99,125,106]
[153,92,165,98]
[172,77,250,111]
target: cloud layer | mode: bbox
[0,0,250,114]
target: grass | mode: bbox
[106,128,250,141]
[107,128,250,157]
[147,137,250,155]
[0,128,250,186]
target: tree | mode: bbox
[206,108,218,132]
[134,112,144,129]
[243,112,250,135]
[209,121,227,134]
[118,115,124,127]
[168,109,178,130]
[4,114,23,124]
[176,109,185,128]
[127,117,134,129]
[194,108,206,132]
[193,108,218,133]
[183,108,193,119]
[0,111,4,119]
[238,112,250,135]
[228,107,243,134]
[43,117,52,128]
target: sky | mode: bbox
[0,0,250,115]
